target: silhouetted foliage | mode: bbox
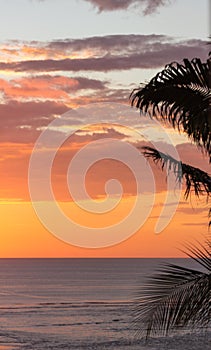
[133,241,211,339]
[141,146,211,199]
[131,54,211,338]
[131,54,211,161]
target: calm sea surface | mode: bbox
[0,258,209,349]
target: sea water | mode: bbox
[0,258,209,349]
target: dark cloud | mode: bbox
[0,36,208,73]
[69,77,107,90]
[0,89,131,143]
[83,0,173,15]
[0,100,69,143]
[48,34,166,53]
[0,100,68,128]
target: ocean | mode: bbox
[0,258,210,349]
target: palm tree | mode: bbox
[130,54,211,338]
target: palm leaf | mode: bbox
[133,240,211,339]
[141,146,211,199]
[131,55,211,161]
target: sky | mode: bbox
[0,0,210,257]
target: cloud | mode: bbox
[0,127,132,201]
[0,88,131,144]
[0,100,68,127]
[47,34,166,54]
[83,0,173,15]
[0,94,133,144]
[0,76,107,100]
[0,37,208,73]
[0,100,69,143]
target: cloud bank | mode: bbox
[0,35,208,73]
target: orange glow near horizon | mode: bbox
[0,133,209,258]
[0,192,208,258]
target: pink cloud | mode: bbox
[83,0,173,15]
[0,100,68,127]
[0,76,107,100]
[0,36,208,73]
[0,100,68,143]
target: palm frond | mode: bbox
[141,146,211,199]
[181,240,211,271]
[131,56,211,161]
[133,240,211,339]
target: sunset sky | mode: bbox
[0,0,210,257]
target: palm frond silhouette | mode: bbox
[133,240,211,339]
[131,55,211,161]
[141,146,211,199]
[131,54,211,338]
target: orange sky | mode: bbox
[0,195,208,258]
[0,90,210,258]
[0,2,209,257]
[1,131,209,257]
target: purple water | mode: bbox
[0,258,209,349]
